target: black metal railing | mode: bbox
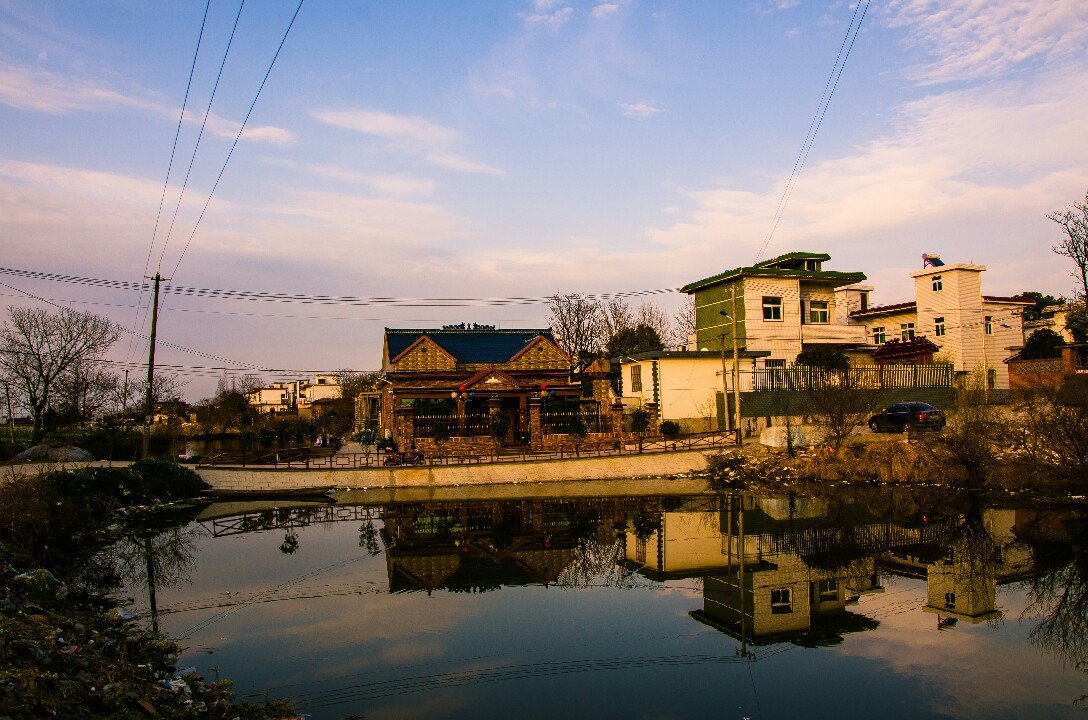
[199,429,739,469]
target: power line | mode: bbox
[128,0,213,364]
[0,266,677,308]
[169,0,307,280]
[754,0,871,263]
[157,0,248,272]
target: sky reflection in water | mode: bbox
[123,488,1088,720]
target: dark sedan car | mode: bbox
[868,402,946,433]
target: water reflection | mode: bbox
[121,487,1088,718]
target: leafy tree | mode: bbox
[605,324,664,357]
[796,345,849,371]
[0,306,121,443]
[1020,291,1066,321]
[1021,328,1065,360]
[1048,190,1088,299]
[1067,305,1088,344]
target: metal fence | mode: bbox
[412,412,491,437]
[541,406,603,434]
[750,364,953,391]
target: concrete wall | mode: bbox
[198,448,716,494]
[739,387,956,418]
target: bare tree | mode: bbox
[601,299,634,345]
[53,361,117,427]
[0,306,121,443]
[673,295,696,347]
[803,368,886,452]
[547,293,604,369]
[636,302,672,348]
[1048,190,1088,300]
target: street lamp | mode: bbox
[720,302,742,444]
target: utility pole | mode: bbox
[730,286,742,443]
[142,271,168,459]
[3,381,13,452]
[719,285,743,445]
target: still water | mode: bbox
[118,481,1088,719]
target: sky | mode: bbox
[1,0,1087,400]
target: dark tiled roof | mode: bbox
[850,301,917,318]
[386,328,556,363]
[983,295,1033,304]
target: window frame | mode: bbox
[771,587,793,614]
[762,296,783,322]
[934,316,946,337]
[807,300,830,325]
[932,275,943,292]
[872,326,886,344]
[901,322,916,341]
[985,315,993,335]
[630,365,643,393]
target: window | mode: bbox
[317,378,327,384]
[872,326,886,344]
[934,317,946,336]
[762,296,783,321]
[818,579,839,601]
[771,588,793,614]
[808,300,830,324]
[765,358,786,389]
[901,323,915,341]
[987,368,997,390]
[945,592,956,609]
[932,275,943,292]
[985,316,993,335]
[860,292,869,311]
[630,365,643,392]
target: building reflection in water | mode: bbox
[194,490,1088,676]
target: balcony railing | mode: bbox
[749,363,954,391]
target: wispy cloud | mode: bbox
[263,158,437,198]
[619,101,664,119]
[312,108,504,175]
[309,108,462,145]
[884,0,1088,84]
[591,3,622,19]
[426,153,505,176]
[0,64,295,144]
[521,4,574,30]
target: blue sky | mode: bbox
[1,0,1087,398]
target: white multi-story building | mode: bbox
[681,252,1029,390]
[246,374,343,415]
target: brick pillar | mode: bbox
[393,406,414,451]
[611,401,625,435]
[645,401,660,435]
[529,397,542,450]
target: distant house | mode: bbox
[297,374,342,418]
[246,382,294,414]
[380,326,614,450]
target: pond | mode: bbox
[114,482,1088,719]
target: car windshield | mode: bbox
[906,402,936,411]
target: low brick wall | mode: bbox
[413,436,499,456]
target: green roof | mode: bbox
[680,251,865,293]
[753,251,830,268]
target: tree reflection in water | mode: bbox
[1023,513,1088,706]
[108,524,198,632]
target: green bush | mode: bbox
[630,407,651,434]
[660,420,681,438]
[129,458,209,500]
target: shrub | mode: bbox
[630,407,651,434]
[660,420,681,439]
[129,458,209,500]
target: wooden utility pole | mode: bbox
[3,381,13,451]
[730,286,742,443]
[142,272,168,459]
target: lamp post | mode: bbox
[720,298,742,444]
